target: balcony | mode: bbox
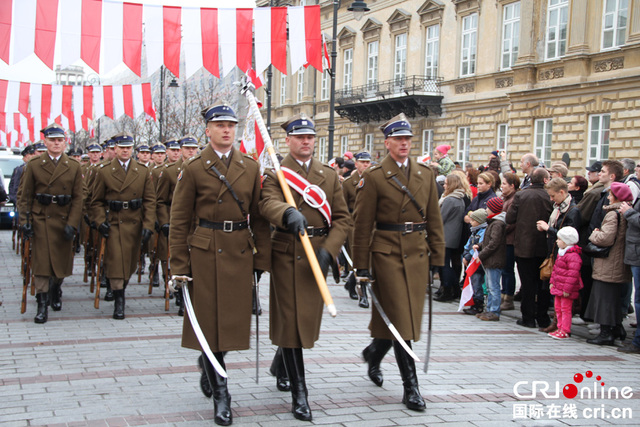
[335,75,443,124]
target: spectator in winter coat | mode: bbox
[568,175,588,204]
[518,153,539,190]
[500,173,520,310]
[537,178,582,258]
[548,227,583,340]
[474,197,506,321]
[430,145,456,176]
[618,200,640,353]
[466,172,497,218]
[458,209,487,313]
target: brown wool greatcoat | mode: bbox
[353,155,445,342]
[18,153,84,277]
[152,162,171,261]
[259,155,351,349]
[90,159,156,280]
[169,146,270,353]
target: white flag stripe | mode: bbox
[30,83,43,133]
[12,0,37,64]
[101,0,123,74]
[5,80,20,118]
[143,4,164,77]
[72,85,83,131]
[132,84,144,118]
[112,85,124,120]
[19,113,29,143]
[218,8,237,77]
[93,86,104,120]
[287,7,306,73]
[182,7,203,78]
[253,7,271,76]
[50,85,62,121]
[60,0,82,68]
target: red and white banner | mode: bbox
[458,250,481,312]
[281,166,332,226]
[2,3,323,78]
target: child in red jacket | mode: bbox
[548,226,584,339]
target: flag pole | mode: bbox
[238,76,337,318]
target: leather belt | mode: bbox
[35,193,72,206]
[108,199,143,211]
[376,222,427,233]
[276,226,329,237]
[199,218,248,232]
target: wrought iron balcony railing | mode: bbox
[336,75,442,105]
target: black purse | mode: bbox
[584,212,620,258]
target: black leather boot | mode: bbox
[362,338,392,387]
[586,325,615,346]
[269,348,290,391]
[175,290,184,317]
[344,273,358,300]
[104,277,114,301]
[281,347,312,421]
[197,354,213,398]
[49,278,63,311]
[393,340,426,411]
[613,324,627,341]
[34,293,49,324]
[358,283,370,308]
[151,264,160,287]
[202,352,232,426]
[113,289,125,320]
[433,286,454,302]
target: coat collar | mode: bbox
[200,145,247,198]
[380,155,425,210]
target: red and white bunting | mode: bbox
[1,2,323,78]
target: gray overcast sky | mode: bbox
[0,0,257,84]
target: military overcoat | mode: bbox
[90,159,156,279]
[169,146,270,353]
[353,155,445,341]
[259,155,351,349]
[152,162,172,261]
[18,153,84,277]
[342,171,360,213]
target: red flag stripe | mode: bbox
[0,79,8,113]
[81,0,102,73]
[141,83,155,120]
[122,85,133,119]
[255,121,264,156]
[271,7,287,75]
[27,115,35,142]
[163,6,181,78]
[18,82,30,117]
[0,0,11,64]
[304,5,322,72]
[41,84,52,124]
[34,0,58,69]
[200,8,219,77]
[122,2,143,76]
[83,85,93,120]
[236,9,253,74]
[62,85,74,132]
[103,86,114,119]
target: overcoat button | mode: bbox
[218,249,222,253]
[403,254,408,259]
[297,256,301,260]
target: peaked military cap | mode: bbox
[281,113,316,135]
[354,151,372,162]
[165,139,181,150]
[113,132,134,147]
[41,123,66,139]
[87,143,102,152]
[179,135,199,147]
[21,144,36,156]
[380,113,413,138]
[136,143,151,152]
[34,141,47,152]
[151,143,167,153]
[201,103,238,123]
[67,147,83,156]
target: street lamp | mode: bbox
[328,1,369,159]
[159,66,179,143]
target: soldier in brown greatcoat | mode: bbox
[259,114,351,422]
[148,143,169,289]
[169,104,270,426]
[353,114,445,411]
[90,133,156,320]
[18,123,84,324]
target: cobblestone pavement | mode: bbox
[1,229,639,426]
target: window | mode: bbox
[497,123,509,153]
[394,33,407,89]
[460,13,478,77]
[422,129,434,156]
[588,114,610,163]
[297,67,305,102]
[273,139,279,151]
[424,25,440,78]
[280,73,287,105]
[321,71,330,101]
[501,2,520,70]
[457,127,470,164]
[343,48,353,95]
[365,133,374,153]
[366,41,379,96]
[534,119,553,167]
[317,137,327,163]
[545,0,568,60]
[340,135,348,156]
[602,0,628,50]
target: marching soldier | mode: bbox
[18,123,84,323]
[169,104,271,426]
[259,114,351,421]
[90,133,156,319]
[136,143,152,167]
[150,143,167,168]
[341,150,372,303]
[353,114,445,411]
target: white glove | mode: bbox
[169,275,193,293]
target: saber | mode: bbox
[423,269,433,373]
[254,271,260,384]
[175,276,228,378]
[359,278,420,362]
[238,75,337,317]
[340,245,353,268]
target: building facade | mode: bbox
[258,0,640,171]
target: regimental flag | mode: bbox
[239,102,270,173]
[458,250,480,312]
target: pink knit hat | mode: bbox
[435,145,451,155]
[610,182,633,202]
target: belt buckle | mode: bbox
[122,201,129,209]
[223,220,233,232]
[306,226,315,237]
[51,196,58,204]
[404,222,414,233]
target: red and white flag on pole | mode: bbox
[322,33,331,71]
[458,250,480,311]
[239,102,270,173]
